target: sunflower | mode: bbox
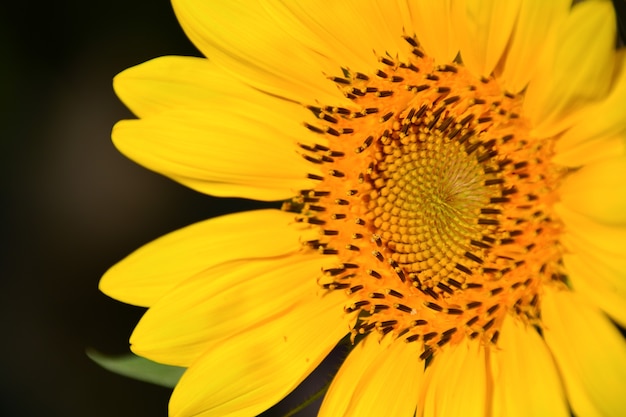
[101,0,626,416]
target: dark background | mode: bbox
[1,2,338,416]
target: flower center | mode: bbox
[284,36,567,360]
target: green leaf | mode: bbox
[87,349,186,388]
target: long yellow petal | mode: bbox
[409,0,458,64]
[100,209,304,307]
[559,155,626,225]
[113,56,258,118]
[556,51,626,156]
[168,288,348,417]
[419,339,488,417]
[171,0,353,106]
[491,317,569,417]
[318,335,388,417]
[523,0,616,138]
[552,133,625,167]
[130,253,332,366]
[563,253,626,328]
[112,104,320,201]
[497,0,570,93]
[556,203,626,256]
[450,0,520,77]
[543,288,626,417]
[344,337,423,416]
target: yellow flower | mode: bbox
[101,0,626,416]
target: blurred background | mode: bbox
[3,1,626,417]
[1,1,337,416]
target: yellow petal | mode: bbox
[524,0,616,138]
[343,338,423,417]
[542,288,626,417]
[451,0,520,77]
[563,253,626,328]
[99,209,303,307]
[319,335,388,417]
[114,56,256,118]
[498,0,570,93]
[171,0,353,106]
[491,316,569,417]
[168,288,348,417]
[556,203,626,256]
[557,51,626,155]
[559,156,626,225]
[112,104,319,201]
[552,133,626,167]
[130,253,332,366]
[410,0,458,64]
[261,0,416,72]
[418,339,488,417]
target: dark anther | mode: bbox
[376,69,388,78]
[403,36,418,47]
[304,123,324,134]
[490,197,510,204]
[355,72,369,80]
[458,131,475,145]
[443,95,460,105]
[372,250,384,261]
[437,86,451,93]
[446,308,463,315]
[466,301,482,309]
[412,319,427,326]
[351,88,365,96]
[447,278,463,288]
[464,251,484,264]
[490,287,503,296]
[455,263,473,275]
[483,318,495,331]
[326,127,341,136]
[412,48,425,58]
[320,248,339,255]
[437,282,454,294]
[406,334,420,343]
[425,301,443,312]
[346,244,360,251]
[306,173,324,181]
[332,213,347,220]
[331,76,351,84]
[438,117,454,131]
[390,76,404,82]
[367,269,382,279]
[477,150,498,163]
[322,229,339,236]
[372,304,389,312]
[381,112,394,122]
[365,107,379,114]
[480,208,501,215]
[322,114,338,123]
[478,218,499,226]
[369,292,385,299]
[378,90,394,98]
[491,330,500,344]
[466,316,479,326]
[329,169,345,177]
[419,348,433,361]
[335,198,349,205]
[487,304,500,315]
[386,288,404,298]
[425,74,439,81]
[423,332,438,342]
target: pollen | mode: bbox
[285,36,568,360]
